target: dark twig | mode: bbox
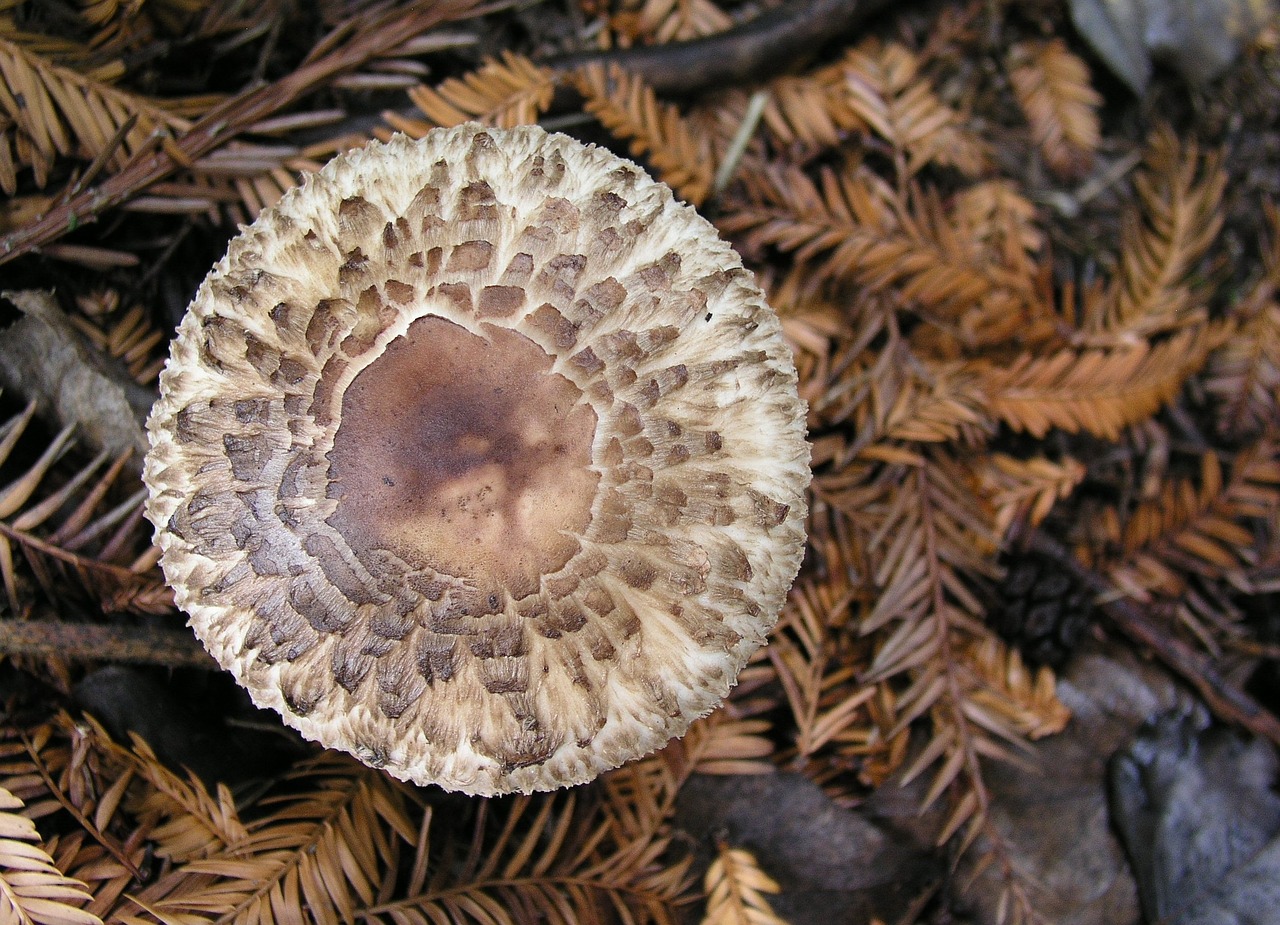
[0,617,211,668]
[547,0,896,95]
[1021,527,1280,748]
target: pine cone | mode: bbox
[994,552,1093,667]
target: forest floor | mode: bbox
[2,1,1280,924]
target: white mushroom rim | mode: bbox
[143,123,810,796]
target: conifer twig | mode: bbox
[1020,527,1280,748]
[0,1,483,265]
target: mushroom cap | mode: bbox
[143,124,810,795]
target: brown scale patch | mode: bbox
[343,296,398,357]
[272,357,308,387]
[433,282,473,315]
[527,303,578,348]
[303,532,383,605]
[174,405,202,444]
[627,437,654,459]
[233,398,271,424]
[570,346,604,375]
[380,277,414,306]
[332,632,375,691]
[416,634,460,683]
[376,658,423,719]
[305,300,353,355]
[748,490,790,528]
[614,404,643,437]
[338,195,383,239]
[308,355,348,425]
[479,659,528,694]
[477,286,525,318]
[499,252,534,287]
[537,254,587,303]
[327,314,600,600]
[457,180,498,222]
[447,240,494,272]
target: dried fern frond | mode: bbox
[71,291,166,386]
[1086,129,1226,341]
[978,453,1087,538]
[980,321,1234,440]
[702,843,788,925]
[0,785,101,925]
[1206,300,1280,440]
[727,163,1033,330]
[367,789,687,925]
[613,0,733,44]
[686,709,776,776]
[843,451,1059,874]
[949,180,1045,272]
[1007,39,1101,180]
[0,400,165,619]
[108,734,246,863]
[860,455,997,678]
[840,41,992,178]
[771,578,873,759]
[122,754,414,924]
[389,51,557,134]
[812,344,992,461]
[0,35,316,218]
[0,34,185,192]
[0,18,123,82]
[960,636,1071,741]
[762,57,865,149]
[1110,439,1280,601]
[574,63,715,205]
[724,161,897,281]
[1205,205,1280,438]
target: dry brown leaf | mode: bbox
[979,453,1088,538]
[1110,438,1280,601]
[840,41,992,178]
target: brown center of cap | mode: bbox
[327,313,599,600]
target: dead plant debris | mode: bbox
[1,1,1279,923]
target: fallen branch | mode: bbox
[547,0,896,95]
[0,617,211,668]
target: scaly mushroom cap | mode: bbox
[143,124,809,795]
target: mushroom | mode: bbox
[143,124,810,795]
